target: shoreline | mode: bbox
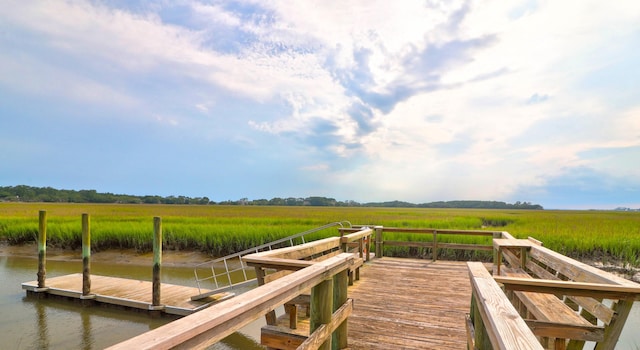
[2,241,639,282]
[0,241,212,268]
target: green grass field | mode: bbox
[1,203,639,265]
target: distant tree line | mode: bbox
[0,185,543,209]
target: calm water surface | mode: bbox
[1,256,639,349]
[0,256,265,350]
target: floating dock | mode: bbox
[22,273,233,316]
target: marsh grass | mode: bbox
[1,203,639,265]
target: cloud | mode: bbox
[1,0,640,208]
[526,93,550,105]
[512,166,640,209]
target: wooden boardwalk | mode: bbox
[347,258,475,349]
[22,273,232,316]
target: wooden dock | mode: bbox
[347,258,474,349]
[22,273,232,316]
[260,258,474,349]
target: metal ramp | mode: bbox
[191,221,351,300]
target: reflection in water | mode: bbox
[2,256,264,350]
[81,308,92,350]
[36,298,48,350]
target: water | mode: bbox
[0,256,266,350]
[2,256,640,349]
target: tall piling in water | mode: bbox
[151,216,162,309]
[37,210,47,290]
[81,213,92,297]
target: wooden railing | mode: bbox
[488,232,640,350]
[342,226,497,261]
[106,253,356,350]
[107,226,640,350]
[243,228,371,347]
[467,261,544,350]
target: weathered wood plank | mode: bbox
[467,262,543,350]
[107,253,355,350]
[494,276,640,299]
[22,274,224,313]
[345,258,475,349]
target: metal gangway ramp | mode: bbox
[191,221,351,300]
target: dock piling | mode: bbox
[36,210,47,290]
[152,216,162,309]
[81,213,93,299]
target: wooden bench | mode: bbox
[499,267,604,348]
[467,262,543,350]
[494,235,640,350]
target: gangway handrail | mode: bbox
[192,221,351,299]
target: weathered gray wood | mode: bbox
[107,254,355,350]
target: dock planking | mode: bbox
[22,273,232,316]
[346,258,477,349]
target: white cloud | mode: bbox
[2,0,640,207]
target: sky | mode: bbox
[1,1,639,209]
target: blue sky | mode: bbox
[1,1,639,209]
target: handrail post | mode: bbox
[311,278,333,350]
[333,269,348,349]
[492,232,502,274]
[81,213,92,297]
[374,226,383,258]
[151,216,163,309]
[432,230,438,262]
[37,210,47,290]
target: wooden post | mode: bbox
[81,213,92,297]
[332,269,348,349]
[492,232,502,275]
[310,278,333,350]
[255,267,277,325]
[340,229,348,252]
[595,298,635,350]
[432,230,438,262]
[152,216,162,308]
[37,210,47,289]
[374,226,383,258]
